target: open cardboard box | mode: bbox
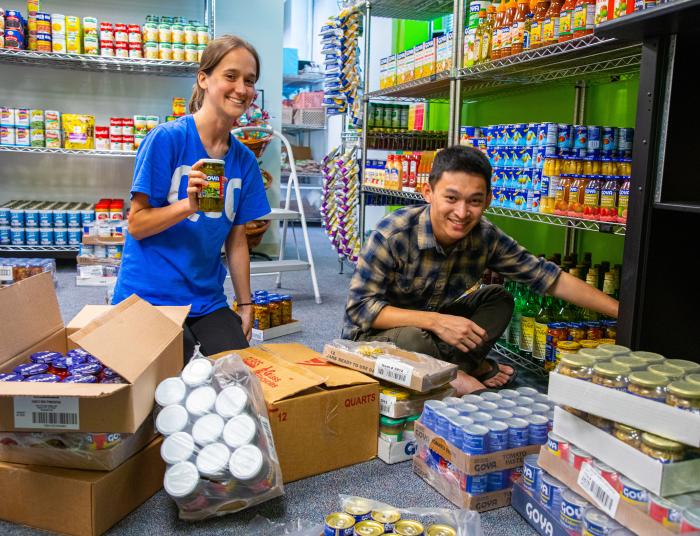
[0,436,165,536]
[323,341,458,393]
[379,384,455,419]
[548,372,700,447]
[552,406,700,497]
[211,343,379,482]
[0,272,189,433]
[538,447,677,536]
[378,435,416,464]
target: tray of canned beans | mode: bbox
[234,289,299,341]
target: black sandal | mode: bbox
[473,358,517,389]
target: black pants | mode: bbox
[357,285,514,373]
[183,307,249,363]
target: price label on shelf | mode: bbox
[14,396,80,430]
[577,462,620,518]
[0,265,13,281]
[374,357,413,388]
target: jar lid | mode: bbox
[593,362,631,378]
[629,351,665,365]
[185,385,217,417]
[223,413,257,448]
[597,344,630,356]
[229,444,264,481]
[163,461,199,498]
[215,385,249,418]
[597,338,617,345]
[196,442,230,477]
[647,364,685,380]
[199,158,225,166]
[613,422,639,434]
[161,431,195,465]
[181,358,213,387]
[381,387,410,400]
[379,416,405,426]
[579,348,612,361]
[558,341,582,351]
[192,413,225,446]
[155,377,187,407]
[628,371,668,388]
[156,404,189,436]
[641,432,684,452]
[665,359,700,373]
[612,355,648,371]
[578,340,600,349]
[668,380,700,399]
[687,374,700,387]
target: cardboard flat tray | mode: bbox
[378,435,416,464]
[251,320,302,342]
[379,385,454,419]
[511,481,574,536]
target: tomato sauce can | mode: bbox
[592,459,620,490]
[546,432,570,462]
[569,445,593,470]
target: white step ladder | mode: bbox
[232,127,322,304]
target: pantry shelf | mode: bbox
[368,0,456,20]
[0,48,199,76]
[0,146,136,158]
[485,206,627,236]
[361,185,426,201]
[282,123,326,132]
[493,342,548,378]
[365,71,451,101]
[0,245,79,259]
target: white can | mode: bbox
[84,36,99,55]
[196,26,209,46]
[44,110,61,130]
[51,13,66,34]
[0,107,16,127]
[185,44,198,62]
[15,108,30,127]
[95,137,110,151]
[15,127,29,146]
[146,115,160,130]
[133,115,147,131]
[93,244,108,258]
[172,43,185,61]
[158,23,171,43]
[30,109,44,129]
[30,128,45,147]
[171,24,184,45]
[144,41,159,59]
[83,17,98,36]
[0,126,15,146]
[100,45,114,58]
[52,35,67,53]
[45,129,61,148]
[158,42,172,61]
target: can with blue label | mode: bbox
[506,417,529,447]
[620,475,649,510]
[39,227,54,245]
[63,375,98,383]
[0,204,10,226]
[67,229,82,245]
[39,205,54,227]
[512,123,527,147]
[487,469,511,492]
[587,125,601,156]
[526,414,549,445]
[0,373,23,382]
[540,473,565,513]
[24,205,40,227]
[10,227,25,245]
[25,227,39,245]
[455,402,479,415]
[421,400,446,431]
[583,508,617,536]
[435,407,459,438]
[537,122,558,147]
[26,374,61,383]
[557,124,573,149]
[574,125,588,149]
[530,402,550,415]
[470,411,492,424]
[573,147,588,158]
[485,420,509,452]
[448,415,473,448]
[462,423,489,454]
[53,206,68,228]
[522,454,541,494]
[67,207,81,227]
[54,228,68,245]
[560,489,588,532]
[501,124,513,146]
[31,351,63,365]
[0,226,10,245]
[488,409,513,421]
[14,363,49,377]
[10,204,26,227]
[617,127,634,157]
[525,123,539,146]
[465,474,489,495]
[532,168,542,190]
[602,127,617,155]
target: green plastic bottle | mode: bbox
[500,280,513,344]
[519,288,539,359]
[533,295,554,365]
[508,282,524,351]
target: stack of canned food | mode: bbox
[1,8,27,50]
[524,438,700,534]
[241,290,294,331]
[0,348,126,384]
[141,14,209,62]
[417,387,555,496]
[0,257,55,287]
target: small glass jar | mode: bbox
[253,298,270,331]
[665,359,700,375]
[580,347,615,363]
[592,362,630,390]
[579,339,600,349]
[598,343,630,356]
[629,350,665,366]
[379,416,405,442]
[585,321,604,341]
[567,322,586,342]
[601,320,617,340]
[587,414,613,432]
[557,354,595,381]
[640,432,685,463]
[402,415,421,441]
[280,295,293,324]
[268,295,282,327]
[612,355,648,372]
[597,338,617,346]
[627,371,669,402]
[666,380,700,414]
[648,364,685,382]
[613,422,641,448]
[563,405,588,419]
[556,341,582,366]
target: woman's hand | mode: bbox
[186,160,210,214]
[238,304,253,341]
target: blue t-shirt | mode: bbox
[112,115,270,316]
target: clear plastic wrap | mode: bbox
[155,353,284,520]
[246,515,323,535]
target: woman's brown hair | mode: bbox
[189,35,261,114]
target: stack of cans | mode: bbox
[0,200,94,246]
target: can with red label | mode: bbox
[128,25,141,43]
[110,135,124,152]
[100,40,114,57]
[110,117,123,137]
[114,23,128,42]
[122,135,135,151]
[681,507,700,534]
[569,445,593,471]
[546,432,570,462]
[122,118,134,136]
[99,22,114,42]
[592,459,620,491]
[115,41,129,58]
[128,43,142,58]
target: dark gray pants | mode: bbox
[356,285,514,374]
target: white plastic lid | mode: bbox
[222,413,257,449]
[155,404,189,436]
[181,358,213,387]
[161,432,195,465]
[185,385,217,417]
[215,385,248,418]
[196,442,230,477]
[229,444,264,481]
[164,461,199,498]
[192,413,225,446]
[516,386,538,397]
[155,377,187,407]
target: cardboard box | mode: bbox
[0,436,165,536]
[511,481,578,536]
[378,435,416,464]
[539,447,677,536]
[291,144,313,161]
[0,272,189,433]
[213,343,379,482]
[413,457,513,512]
[323,342,458,393]
[379,385,454,418]
[66,304,189,337]
[552,407,700,497]
[548,372,700,447]
[251,319,302,342]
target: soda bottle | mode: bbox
[508,282,524,351]
[533,295,554,365]
[519,288,539,359]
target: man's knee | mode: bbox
[482,284,515,315]
[393,327,439,357]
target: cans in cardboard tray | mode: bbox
[583,508,617,535]
[569,445,592,470]
[465,473,488,495]
[540,473,565,513]
[546,432,570,461]
[462,423,489,454]
[505,417,529,447]
[484,419,509,452]
[560,489,588,532]
[619,475,648,510]
[487,469,511,492]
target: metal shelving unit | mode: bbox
[282,73,324,86]
[365,71,451,101]
[493,342,548,378]
[0,146,137,158]
[0,245,79,259]
[0,49,199,76]
[361,185,425,202]
[281,123,326,132]
[369,0,456,20]
[486,207,627,236]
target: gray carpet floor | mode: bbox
[0,225,537,535]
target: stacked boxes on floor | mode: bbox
[0,272,189,535]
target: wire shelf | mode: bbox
[365,71,451,101]
[0,48,199,76]
[0,245,80,258]
[361,185,426,201]
[282,123,326,132]
[368,0,455,20]
[486,206,627,235]
[493,342,548,378]
[0,145,136,158]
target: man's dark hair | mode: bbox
[429,145,492,191]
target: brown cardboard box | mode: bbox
[538,448,676,536]
[212,343,379,482]
[0,272,189,433]
[0,437,165,536]
[66,304,190,337]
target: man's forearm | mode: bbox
[371,305,438,332]
[548,271,619,318]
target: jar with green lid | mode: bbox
[640,432,685,463]
[627,371,669,402]
[592,362,630,390]
[665,359,700,374]
[666,381,700,414]
[612,355,648,371]
[613,422,641,448]
[379,416,405,442]
[629,350,665,366]
[580,347,613,363]
[402,415,421,441]
[556,341,581,365]
[648,364,685,382]
[557,354,594,381]
[598,343,630,356]
[687,374,700,387]
[198,159,226,212]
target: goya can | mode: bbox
[487,469,511,492]
[583,508,616,536]
[619,475,648,510]
[560,489,588,532]
[344,499,372,523]
[522,453,541,494]
[371,509,400,533]
[0,373,23,382]
[84,432,122,450]
[62,375,97,383]
[25,374,61,383]
[484,420,509,452]
[325,513,355,536]
[569,445,593,470]
[546,432,570,462]
[14,363,49,377]
[540,473,565,513]
[592,459,620,490]
[199,159,226,212]
[395,520,425,535]
[462,424,489,454]
[426,524,457,536]
[506,417,529,448]
[352,520,384,535]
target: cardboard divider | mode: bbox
[378,436,416,464]
[538,447,676,536]
[548,372,700,447]
[552,406,700,497]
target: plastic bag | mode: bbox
[155,353,284,520]
[246,515,323,535]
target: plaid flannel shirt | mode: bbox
[342,204,561,340]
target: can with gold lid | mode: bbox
[395,520,425,535]
[353,520,384,536]
[556,353,594,381]
[371,509,401,533]
[613,421,641,448]
[640,432,685,463]
[578,339,600,349]
[627,371,668,402]
[426,524,457,536]
[666,380,700,414]
[198,159,226,212]
[325,512,356,536]
[648,364,684,382]
[344,498,372,523]
[665,359,700,374]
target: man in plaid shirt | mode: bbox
[343,146,619,395]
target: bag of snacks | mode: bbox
[155,352,284,520]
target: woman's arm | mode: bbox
[225,223,253,340]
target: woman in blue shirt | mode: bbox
[113,35,270,361]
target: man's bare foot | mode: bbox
[472,361,514,388]
[450,370,486,396]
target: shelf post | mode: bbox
[448,0,466,145]
[359,1,372,244]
